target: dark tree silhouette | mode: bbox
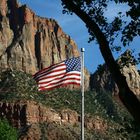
[61,0,140,123]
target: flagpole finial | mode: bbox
[81,48,85,52]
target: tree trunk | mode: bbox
[62,0,140,123]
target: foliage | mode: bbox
[61,0,140,124]
[62,0,140,47]
[117,49,138,68]
[115,0,140,45]
[0,70,38,100]
[39,122,80,140]
[0,70,134,120]
[0,70,140,139]
[61,0,140,67]
[0,119,17,140]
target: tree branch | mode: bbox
[62,0,140,123]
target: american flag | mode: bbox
[33,57,81,91]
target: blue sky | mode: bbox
[19,0,140,73]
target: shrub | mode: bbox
[0,119,17,140]
[0,70,140,139]
[0,70,38,100]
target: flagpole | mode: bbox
[81,48,85,140]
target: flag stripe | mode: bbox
[39,77,81,88]
[39,72,81,84]
[35,69,66,82]
[39,79,81,90]
[34,62,65,78]
[33,57,81,91]
[36,72,67,82]
[39,73,81,87]
[39,82,80,91]
[34,64,66,80]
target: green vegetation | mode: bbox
[0,119,17,140]
[0,70,140,139]
[61,0,140,123]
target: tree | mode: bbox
[61,0,140,123]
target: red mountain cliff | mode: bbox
[0,0,90,89]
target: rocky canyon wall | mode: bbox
[0,100,107,130]
[0,0,79,73]
[0,0,90,89]
[90,50,140,97]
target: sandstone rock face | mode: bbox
[85,115,107,131]
[90,65,118,94]
[60,109,79,125]
[0,0,90,89]
[90,51,140,96]
[0,0,79,73]
[121,64,140,95]
[0,100,78,128]
[0,100,107,137]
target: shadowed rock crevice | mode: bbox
[0,102,27,128]
[35,32,42,69]
[20,105,27,127]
